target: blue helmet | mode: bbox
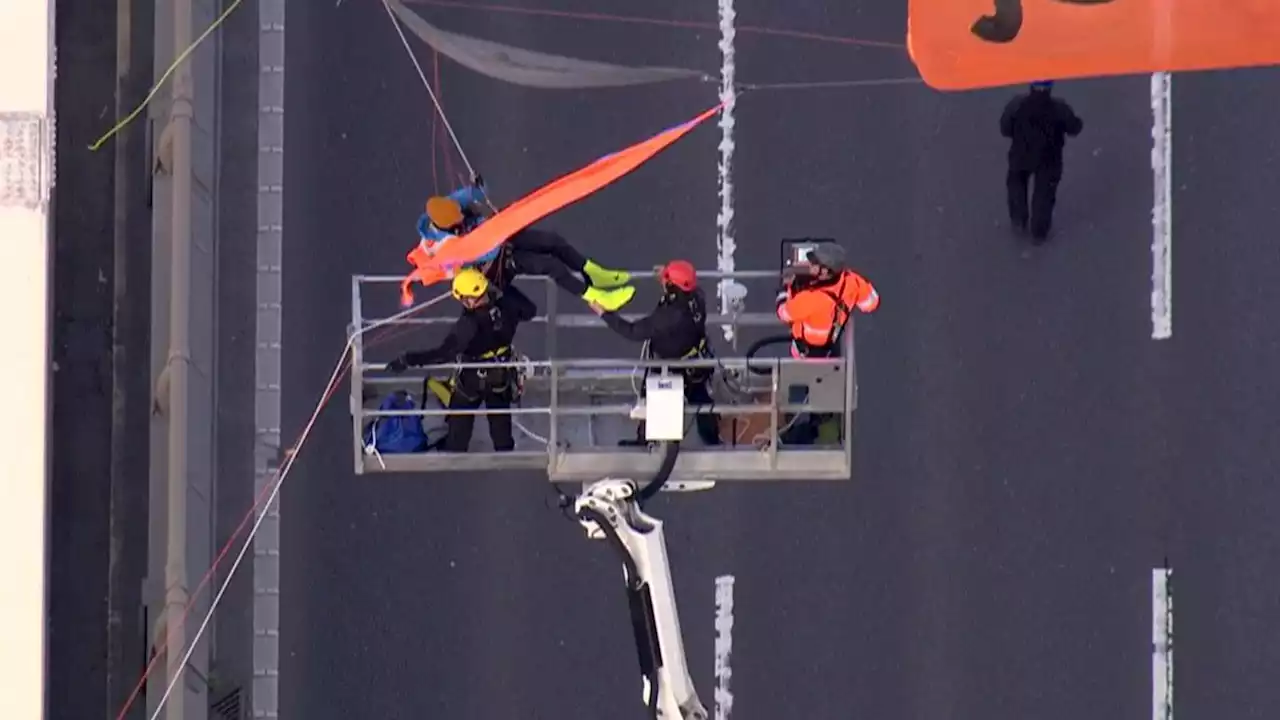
[1030,80,1054,91]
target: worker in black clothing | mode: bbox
[1000,80,1083,243]
[386,267,535,452]
[589,259,722,446]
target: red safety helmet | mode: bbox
[659,260,698,291]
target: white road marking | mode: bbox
[1150,73,1173,340]
[716,0,746,342]
[714,575,736,720]
[1152,567,1174,720]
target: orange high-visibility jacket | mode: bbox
[776,269,879,353]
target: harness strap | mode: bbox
[679,337,710,359]
[476,345,512,360]
[808,276,852,349]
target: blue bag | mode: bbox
[363,391,429,454]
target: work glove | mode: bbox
[386,355,409,373]
[471,172,485,190]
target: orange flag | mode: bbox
[401,103,723,306]
[909,0,1280,90]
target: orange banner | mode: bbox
[908,0,1280,90]
[401,103,723,304]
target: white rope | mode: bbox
[514,419,549,445]
[146,290,453,720]
[631,340,650,402]
[381,0,476,178]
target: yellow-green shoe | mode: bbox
[583,285,636,312]
[583,260,631,289]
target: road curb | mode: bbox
[252,0,286,715]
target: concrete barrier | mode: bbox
[0,2,55,719]
[145,0,221,716]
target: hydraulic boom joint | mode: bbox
[575,475,709,720]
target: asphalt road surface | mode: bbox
[280,0,1280,717]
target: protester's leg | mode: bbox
[1006,166,1031,231]
[511,246,634,310]
[508,228,587,269]
[510,227,630,288]
[1029,166,1062,241]
[508,245,588,295]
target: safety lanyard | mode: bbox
[792,275,850,348]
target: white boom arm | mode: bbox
[575,478,709,720]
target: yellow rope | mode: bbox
[88,0,245,151]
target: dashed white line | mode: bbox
[1152,567,1174,720]
[714,575,736,720]
[715,0,746,342]
[1150,73,1172,340]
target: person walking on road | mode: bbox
[1000,80,1083,243]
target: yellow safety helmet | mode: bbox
[425,196,464,229]
[451,267,489,300]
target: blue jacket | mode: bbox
[415,185,501,265]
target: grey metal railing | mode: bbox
[348,269,857,481]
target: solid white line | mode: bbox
[714,575,736,720]
[1150,72,1172,340]
[715,0,746,342]
[1152,568,1174,720]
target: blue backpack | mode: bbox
[363,391,429,454]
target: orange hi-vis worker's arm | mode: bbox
[845,271,880,313]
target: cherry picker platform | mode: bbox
[349,259,857,483]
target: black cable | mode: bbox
[577,507,641,590]
[635,441,680,505]
[646,671,661,720]
[745,334,793,376]
[545,482,578,523]
[578,505,662,718]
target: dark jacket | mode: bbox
[1000,91,1083,171]
[602,287,709,360]
[402,285,536,367]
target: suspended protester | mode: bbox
[1000,80,1083,243]
[590,260,721,446]
[417,175,500,261]
[417,176,637,312]
[387,268,535,453]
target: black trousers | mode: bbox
[684,378,723,446]
[1006,164,1062,240]
[443,368,516,452]
[500,228,590,296]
